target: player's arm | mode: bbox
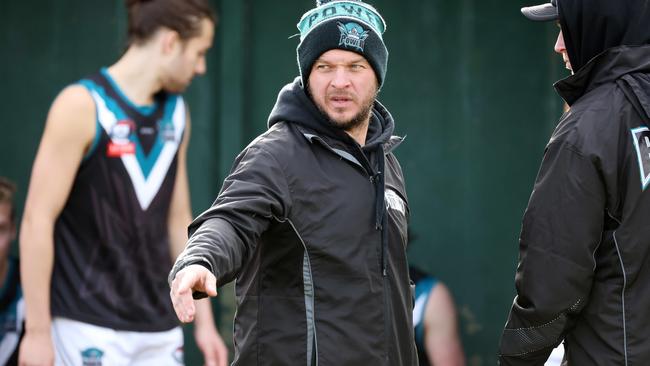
[423,283,465,366]
[19,85,96,366]
[169,140,293,322]
[167,110,228,366]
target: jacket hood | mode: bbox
[558,0,650,73]
[267,77,395,150]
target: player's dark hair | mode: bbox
[125,0,217,45]
[0,177,16,222]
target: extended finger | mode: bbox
[202,271,218,297]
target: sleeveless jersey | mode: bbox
[410,266,438,366]
[51,68,185,331]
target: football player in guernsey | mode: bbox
[18,1,227,365]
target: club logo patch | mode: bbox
[337,22,369,51]
[172,346,184,364]
[107,119,136,157]
[632,126,650,190]
[110,120,135,145]
[81,347,104,366]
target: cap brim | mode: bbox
[521,3,558,22]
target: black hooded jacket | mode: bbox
[499,0,650,364]
[169,78,418,366]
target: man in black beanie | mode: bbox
[499,0,650,364]
[168,1,418,365]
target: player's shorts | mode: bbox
[51,317,184,366]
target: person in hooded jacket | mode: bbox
[168,1,417,365]
[498,0,650,365]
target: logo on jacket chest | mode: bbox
[632,126,650,190]
[385,188,406,215]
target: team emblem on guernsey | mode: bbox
[159,120,176,142]
[337,22,369,51]
[81,347,104,366]
[107,119,136,157]
[89,87,185,210]
[632,126,650,190]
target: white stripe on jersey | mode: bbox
[90,90,185,210]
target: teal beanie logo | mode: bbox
[297,1,386,41]
[337,22,369,51]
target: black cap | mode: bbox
[521,0,558,22]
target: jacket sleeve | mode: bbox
[168,144,292,288]
[498,140,606,365]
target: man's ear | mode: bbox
[161,28,181,55]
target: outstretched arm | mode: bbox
[167,111,228,366]
[168,142,293,289]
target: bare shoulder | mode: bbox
[50,84,95,119]
[23,85,99,216]
[426,282,458,319]
[45,84,96,145]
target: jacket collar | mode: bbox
[554,45,650,106]
[268,77,398,150]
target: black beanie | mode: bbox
[296,0,388,89]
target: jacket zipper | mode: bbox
[381,219,390,365]
[306,133,391,364]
